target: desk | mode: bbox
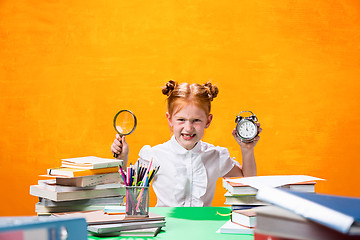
[88,207,254,240]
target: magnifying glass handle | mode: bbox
[113,135,123,159]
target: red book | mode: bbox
[254,231,295,240]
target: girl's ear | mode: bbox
[205,114,213,128]
[166,112,173,128]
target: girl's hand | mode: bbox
[111,134,129,160]
[232,122,262,150]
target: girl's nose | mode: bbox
[184,121,193,131]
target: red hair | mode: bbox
[162,80,219,116]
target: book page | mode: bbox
[227,175,324,189]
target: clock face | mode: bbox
[236,120,258,140]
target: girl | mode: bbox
[111,80,262,207]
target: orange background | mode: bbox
[1,1,359,216]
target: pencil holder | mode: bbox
[125,186,149,217]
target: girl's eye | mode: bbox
[193,119,201,123]
[177,119,185,122]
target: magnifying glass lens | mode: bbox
[115,112,136,135]
[113,110,137,136]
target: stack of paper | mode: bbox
[53,210,166,237]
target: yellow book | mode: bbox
[47,166,119,177]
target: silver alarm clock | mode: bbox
[235,111,258,142]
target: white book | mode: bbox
[223,175,320,195]
[61,156,123,169]
[226,175,323,189]
[88,220,166,235]
[35,203,116,214]
[38,179,122,192]
[55,172,122,187]
[39,196,124,207]
[30,184,125,201]
[224,192,266,205]
[231,209,256,228]
[216,220,254,234]
[89,227,162,237]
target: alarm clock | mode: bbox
[235,111,259,143]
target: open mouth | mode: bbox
[181,133,196,140]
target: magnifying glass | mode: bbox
[113,110,137,158]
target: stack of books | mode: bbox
[30,156,126,215]
[216,208,256,235]
[223,177,318,211]
[53,209,166,237]
[217,175,324,236]
[254,187,360,240]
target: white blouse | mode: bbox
[138,135,238,207]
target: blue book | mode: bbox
[256,187,360,235]
[231,205,264,211]
[0,216,87,240]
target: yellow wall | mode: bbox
[1,1,359,216]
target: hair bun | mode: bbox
[203,82,219,101]
[162,80,177,96]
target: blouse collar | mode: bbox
[169,135,203,155]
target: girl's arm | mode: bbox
[224,123,262,177]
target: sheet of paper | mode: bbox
[227,175,324,189]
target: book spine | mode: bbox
[40,183,122,192]
[39,196,124,207]
[55,173,121,187]
[61,162,119,169]
[80,172,122,186]
[72,167,119,177]
[48,167,119,177]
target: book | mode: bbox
[54,172,122,187]
[254,205,360,240]
[231,205,263,211]
[35,203,113,214]
[88,220,166,235]
[52,210,165,225]
[38,196,124,207]
[114,226,163,237]
[227,175,323,188]
[61,156,123,169]
[47,166,119,177]
[216,220,254,234]
[281,181,316,192]
[103,206,126,214]
[89,227,162,237]
[256,187,360,235]
[223,179,257,195]
[231,209,256,228]
[224,192,266,205]
[38,179,122,192]
[0,216,87,240]
[30,184,125,201]
[223,178,317,195]
[254,231,299,240]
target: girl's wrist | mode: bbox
[241,147,254,155]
